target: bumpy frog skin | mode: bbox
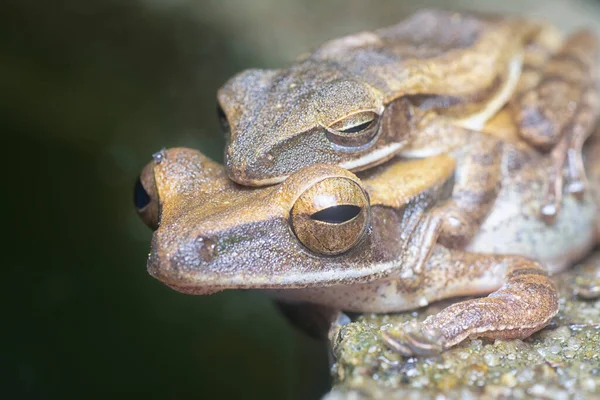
[135,123,600,355]
[218,9,598,223]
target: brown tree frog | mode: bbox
[217,9,598,223]
[134,124,600,355]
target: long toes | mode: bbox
[381,322,444,356]
[540,168,561,224]
[542,148,587,221]
[565,150,588,199]
[540,137,568,223]
[573,275,600,299]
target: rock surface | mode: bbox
[326,254,600,399]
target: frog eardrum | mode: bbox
[290,177,370,255]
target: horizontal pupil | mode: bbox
[339,120,373,134]
[310,205,361,223]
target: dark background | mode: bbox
[4,0,600,399]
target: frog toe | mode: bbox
[565,147,588,200]
[542,142,589,224]
[381,321,444,356]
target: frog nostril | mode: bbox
[260,152,275,168]
[171,236,218,271]
[198,237,218,263]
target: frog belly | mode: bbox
[467,187,597,273]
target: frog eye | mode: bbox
[134,164,160,230]
[291,177,370,255]
[324,110,381,148]
[217,103,231,139]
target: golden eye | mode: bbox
[291,177,370,255]
[325,110,381,148]
[134,162,160,230]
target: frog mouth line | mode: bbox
[164,283,225,296]
[150,255,409,294]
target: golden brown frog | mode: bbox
[134,122,600,355]
[218,9,598,223]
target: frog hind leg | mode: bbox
[382,247,559,356]
[513,30,599,223]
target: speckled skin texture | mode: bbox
[141,149,457,292]
[218,9,598,229]
[137,123,600,355]
[218,9,544,186]
[218,10,600,269]
[135,10,599,355]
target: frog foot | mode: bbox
[381,321,444,356]
[573,275,600,299]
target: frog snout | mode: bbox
[224,157,251,185]
[148,235,218,279]
[225,148,281,186]
[146,234,227,294]
[172,236,218,267]
[224,147,253,185]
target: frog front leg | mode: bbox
[513,30,599,222]
[436,132,504,248]
[404,123,504,248]
[382,245,559,356]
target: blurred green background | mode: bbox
[4,0,600,399]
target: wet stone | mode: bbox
[327,262,600,399]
